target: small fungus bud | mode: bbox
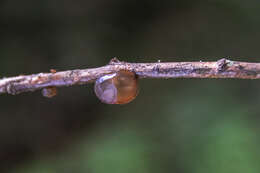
[50,69,57,73]
[42,86,57,98]
[94,70,138,104]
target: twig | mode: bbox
[1,58,260,95]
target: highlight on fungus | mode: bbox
[42,86,57,98]
[94,70,139,104]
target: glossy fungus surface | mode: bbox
[94,70,138,104]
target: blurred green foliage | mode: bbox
[1,0,260,172]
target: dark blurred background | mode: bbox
[1,0,260,172]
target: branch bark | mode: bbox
[1,58,260,95]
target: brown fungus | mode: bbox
[42,86,57,98]
[94,70,138,104]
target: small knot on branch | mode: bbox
[5,78,26,95]
[6,83,16,95]
[217,58,233,72]
[109,57,121,64]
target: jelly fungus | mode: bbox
[94,70,138,104]
[42,86,57,98]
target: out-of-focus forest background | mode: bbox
[1,0,260,172]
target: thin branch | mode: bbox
[1,58,260,95]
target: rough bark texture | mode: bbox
[1,58,260,95]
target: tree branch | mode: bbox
[1,58,260,95]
